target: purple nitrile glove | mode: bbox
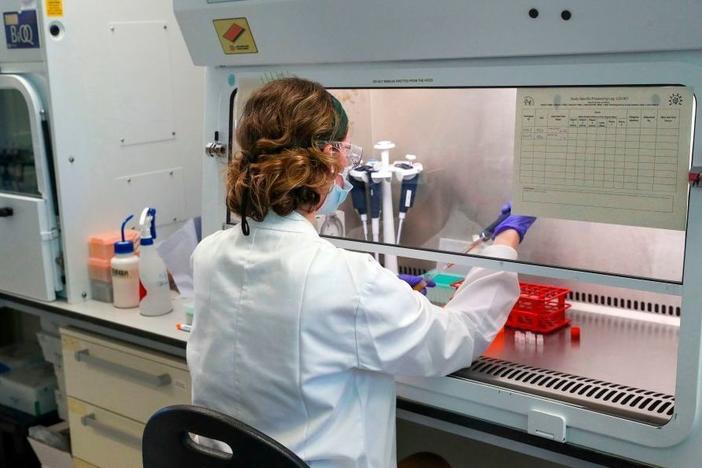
[492,202,536,242]
[398,274,436,296]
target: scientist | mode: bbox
[188,77,535,468]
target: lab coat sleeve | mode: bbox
[354,244,519,377]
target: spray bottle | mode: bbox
[138,207,173,316]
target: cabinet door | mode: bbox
[0,74,59,300]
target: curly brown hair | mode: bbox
[226,77,348,234]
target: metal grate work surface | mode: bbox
[452,356,675,425]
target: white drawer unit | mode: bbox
[68,397,144,468]
[61,327,191,468]
[61,327,191,424]
[74,458,100,468]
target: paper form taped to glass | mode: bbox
[513,87,693,231]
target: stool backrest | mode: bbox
[142,404,309,468]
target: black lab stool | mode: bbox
[142,405,308,468]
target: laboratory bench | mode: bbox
[0,291,189,357]
[0,291,654,467]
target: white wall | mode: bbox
[43,0,204,302]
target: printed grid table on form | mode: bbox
[513,87,693,230]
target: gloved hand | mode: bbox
[398,274,436,295]
[492,202,536,242]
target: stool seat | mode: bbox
[142,404,309,468]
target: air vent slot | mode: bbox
[452,357,674,425]
[568,290,680,317]
[397,264,682,317]
[398,265,429,277]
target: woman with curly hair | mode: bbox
[188,77,534,467]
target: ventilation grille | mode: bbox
[568,290,680,317]
[398,265,429,276]
[452,357,674,425]
[397,264,680,317]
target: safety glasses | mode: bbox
[321,141,363,168]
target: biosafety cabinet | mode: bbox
[175,0,702,465]
[0,0,203,302]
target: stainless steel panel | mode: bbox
[479,305,678,395]
[448,305,678,425]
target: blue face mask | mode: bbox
[318,179,352,215]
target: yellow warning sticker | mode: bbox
[213,17,258,55]
[45,0,63,17]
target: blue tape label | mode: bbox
[3,10,40,49]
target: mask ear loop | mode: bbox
[239,150,257,236]
[240,192,251,236]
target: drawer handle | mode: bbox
[81,413,141,448]
[75,349,172,387]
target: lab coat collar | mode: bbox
[250,210,319,236]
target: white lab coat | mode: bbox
[188,211,519,468]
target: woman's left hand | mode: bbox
[398,274,436,295]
